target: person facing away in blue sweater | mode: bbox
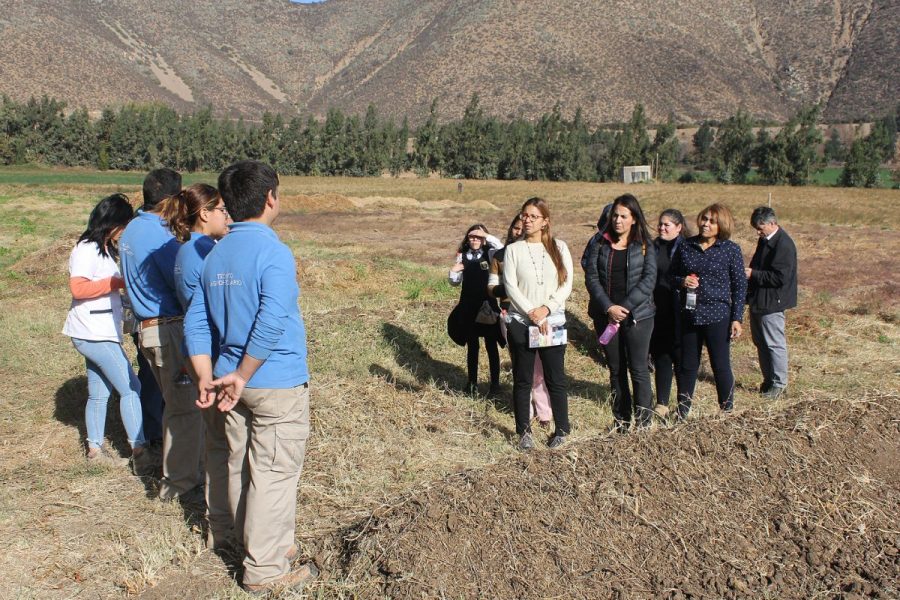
[184,160,317,594]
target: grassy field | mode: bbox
[0,171,897,598]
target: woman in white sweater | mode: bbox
[502,197,573,450]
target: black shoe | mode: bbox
[762,385,786,399]
[607,421,629,435]
[758,381,772,394]
[465,382,478,396]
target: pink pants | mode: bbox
[530,354,552,422]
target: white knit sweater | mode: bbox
[501,239,573,322]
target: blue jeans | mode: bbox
[71,338,145,449]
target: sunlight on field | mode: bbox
[0,173,897,597]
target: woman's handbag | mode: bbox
[474,300,499,325]
[447,303,467,346]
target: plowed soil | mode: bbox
[322,396,899,599]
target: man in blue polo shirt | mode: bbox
[120,168,204,502]
[185,161,316,593]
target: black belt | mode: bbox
[89,309,114,314]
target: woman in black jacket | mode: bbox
[585,194,657,430]
[649,209,688,418]
[449,224,503,395]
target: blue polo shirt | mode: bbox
[184,222,308,389]
[174,232,216,312]
[671,236,747,326]
[119,211,183,321]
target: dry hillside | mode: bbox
[0,0,896,124]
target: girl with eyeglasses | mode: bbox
[157,183,233,549]
[448,224,503,396]
[63,194,149,469]
[488,214,552,427]
[502,198,573,450]
[585,194,657,431]
[157,184,231,311]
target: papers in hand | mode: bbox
[528,312,567,348]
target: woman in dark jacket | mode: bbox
[585,194,657,430]
[670,203,747,418]
[649,209,688,418]
[449,224,503,395]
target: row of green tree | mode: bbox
[0,94,896,187]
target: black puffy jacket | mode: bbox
[584,235,657,323]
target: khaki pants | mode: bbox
[226,384,310,586]
[139,321,204,499]
[202,405,233,547]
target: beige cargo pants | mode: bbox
[226,383,310,586]
[139,321,204,499]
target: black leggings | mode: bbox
[505,319,569,436]
[466,333,500,388]
[597,317,654,427]
[676,318,735,414]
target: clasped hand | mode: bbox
[527,305,551,335]
[195,372,246,412]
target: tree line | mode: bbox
[0,94,896,187]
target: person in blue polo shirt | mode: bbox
[120,168,204,503]
[184,161,316,594]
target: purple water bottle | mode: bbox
[598,322,620,346]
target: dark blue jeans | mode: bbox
[677,318,735,414]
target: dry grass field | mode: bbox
[0,172,897,598]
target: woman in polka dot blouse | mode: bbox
[670,203,747,418]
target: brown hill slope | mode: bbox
[0,0,895,123]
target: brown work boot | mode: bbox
[130,446,159,477]
[653,404,669,419]
[86,446,128,467]
[242,563,319,595]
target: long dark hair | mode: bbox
[457,223,490,254]
[505,213,523,245]
[602,193,652,249]
[157,184,221,242]
[78,193,134,260]
[521,197,567,287]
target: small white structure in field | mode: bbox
[622,165,652,184]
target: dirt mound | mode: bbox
[322,396,899,598]
[281,193,355,212]
[11,235,77,279]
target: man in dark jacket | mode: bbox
[745,207,797,399]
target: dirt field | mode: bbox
[0,174,897,599]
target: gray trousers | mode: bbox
[749,311,788,388]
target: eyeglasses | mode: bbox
[210,206,229,216]
[520,213,543,222]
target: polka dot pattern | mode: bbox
[671,237,747,325]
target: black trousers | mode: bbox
[466,332,500,387]
[596,317,654,426]
[649,317,679,407]
[506,319,569,436]
[676,318,735,414]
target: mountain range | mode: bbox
[0,0,896,124]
